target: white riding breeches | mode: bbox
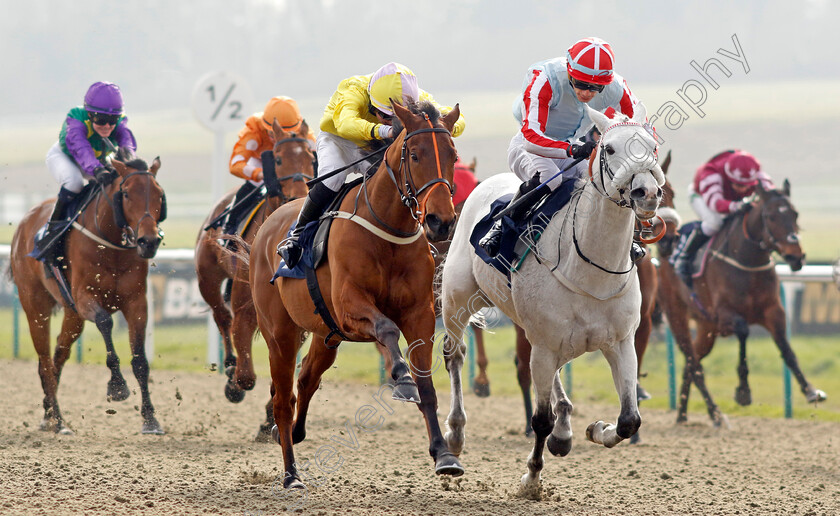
[316,132,377,192]
[507,132,587,191]
[46,142,86,193]
[689,187,724,236]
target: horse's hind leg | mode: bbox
[54,310,85,385]
[292,331,336,444]
[521,345,559,490]
[442,331,467,456]
[763,304,826,403]
[586,338,640,448]
[20,290,69,433]
[224,282,259,403]
[195,257,236,378]
[93,310,131,402]
[470,325,490,397]
[514,326,534,436]
[255,388,275,443]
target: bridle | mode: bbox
[106,170,166,248]
[272,136,315,203]
[366,113,453,237]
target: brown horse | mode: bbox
[10,153,167,435]
[248,101,462,489]
[657,179,824,425]
[195,120,312,415]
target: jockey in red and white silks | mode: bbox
[509,39,639,191]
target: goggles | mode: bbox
[569,78,605,93]
[89,113,120,126]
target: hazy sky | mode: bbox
[1,0,838,117]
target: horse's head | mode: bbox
[390,101,460,242]
[268,118,314,204]
[585,104,664,221]
[752,179,805,271]
[110,157,165,259]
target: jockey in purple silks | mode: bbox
[37,81,137,265]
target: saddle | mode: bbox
[469,179,577,280]
[672,221,716,279]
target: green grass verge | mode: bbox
[3,309,837,422]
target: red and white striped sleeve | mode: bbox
[697,171,732,214]
[520,69,570,158]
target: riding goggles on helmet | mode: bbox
[569,77,605,93]
[89,113,120,126]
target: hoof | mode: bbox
[291,422,306,444]
[255,424,274,443]
[284,475,305,490]
[546,434,572,457]
[734,386,752,406]
[524,426,533,438]
[271,424,281,444]
[224,381,246,403]
[585,421,603,443]
[629,432,640,445]
[392,377,420,404]
[472,380,490,398]
[712,413,731,430]
[141,418,165,435]
[636,383,652,402]
[107,380,130,402]
[806,389,827,403]
[434,451,464,477]
[225,365,236,380]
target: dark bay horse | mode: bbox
[195,120,312,415]
[10,154,167,435]
[248,101,463,489]
[657,179,825,425]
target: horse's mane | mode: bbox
[114,147,147,171]
[390,100,441,136]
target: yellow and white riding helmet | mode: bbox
[368,62,420,116]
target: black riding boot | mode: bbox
[221,182,258,246]
[479,177,544,258]
[630,241,646,263]
[277,182,336,268]
[35,187,77,265]
[672,226,710,288]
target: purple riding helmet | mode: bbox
[84,81,124,115]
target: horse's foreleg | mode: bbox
[292,331,336,444]
[123,299,163,435]
[764,304,826,403]
[547,368,573,457]
[521,346,558,490]
[471,325,490,397]
[726,317,752,406]
[266,333,304,489]
[514,326,534,436]
[226,282,258,402]
[586,338,640,448]
[442,332,467,456]
[92,309,131,403]
[255,390,275,443]
[195,249,235,376]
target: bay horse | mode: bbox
[248,101,463,489]
[9,152,167,435]
[657,179,825,424]
[195,120,312,416]
[441,104,663,489]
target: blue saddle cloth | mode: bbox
[270,220,319,281]
[469,179,577,279]
[668,221,702,266]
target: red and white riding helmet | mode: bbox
[566,37,615,86]
[723,151,761,186]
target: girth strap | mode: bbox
[304,265,348,349]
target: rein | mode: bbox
[83,170,164,250]
[272,136,315,204]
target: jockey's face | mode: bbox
[569,75,604,103]
[732,182,754,196]
[573,87,598,103]
[91,120,116,138]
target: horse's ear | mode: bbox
[299,119,310,138]
[631,102,648,124]
[661,149,672,176]
[272,118,287,140]
[441,104,461,133]
[585,105,611,134]
[469,156,477,172]
[150,157,161,176]
[783,178,791,196]
[392,102,413,128]
[111,159,128,177]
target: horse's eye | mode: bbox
[605,145,615,155]
[411,152,419,162]
[275,157,282,166]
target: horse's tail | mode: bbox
[211,234,252,268]
[5,262,13,283]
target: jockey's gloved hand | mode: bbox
[568,141,596,160]
[730,200,751,214]
[93,166,116,186]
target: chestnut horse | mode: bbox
[195,120,312,416]
[657,179,825,425]
[10,153,166,435]
[248,102,463,489]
